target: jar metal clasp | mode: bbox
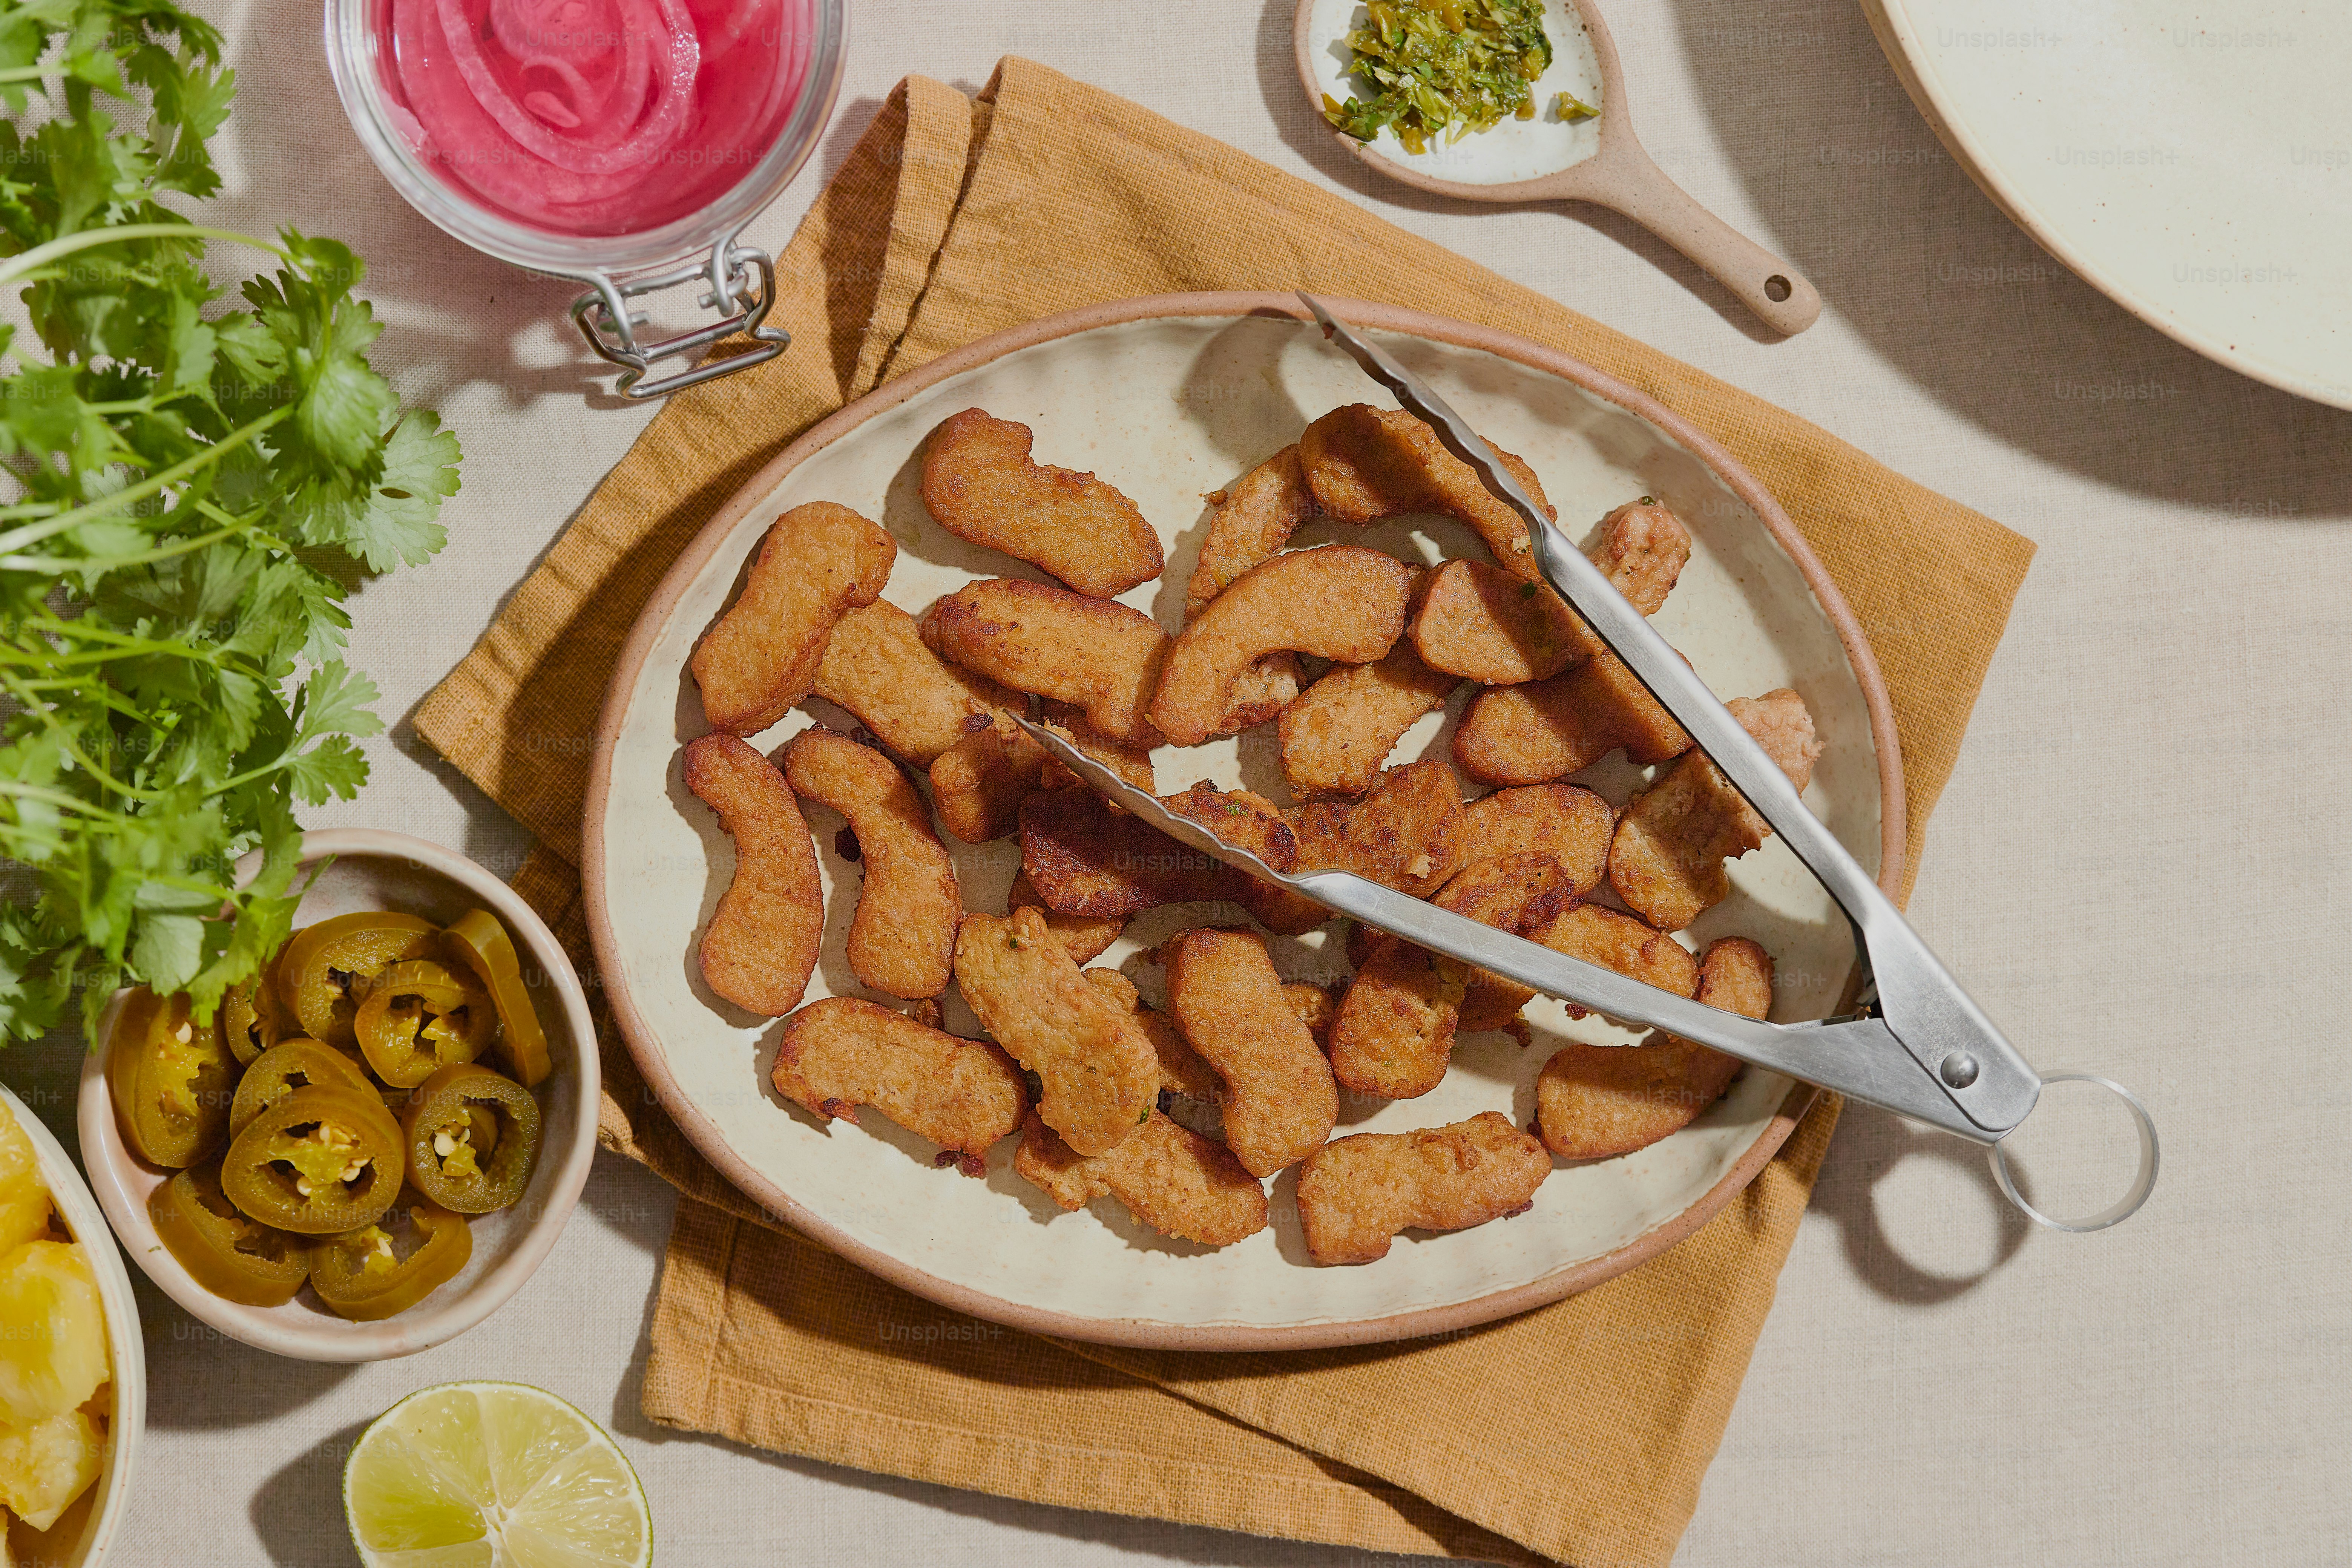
[569,237,788,399]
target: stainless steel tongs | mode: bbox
[1015,293,2159,1234]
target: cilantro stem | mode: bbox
[0,678,160,803]
[206,741,320,796]
[0,224,286,293]
[0,780,127,820]
[0,644,185,673]
[190,497,293,554]
[21,615,249,666]
[0,403,290,550]
[204,758,287,795]
[143,869,236,903]
[0,515,249,573]
[52,738,151,803]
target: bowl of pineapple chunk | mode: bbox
[0,1084,143,1565]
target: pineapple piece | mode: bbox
[0,1408,101,1530]
[10,1486,99,1566]
[0,1244,105,1427]
[0,1114,48,1258]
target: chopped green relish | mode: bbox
[1321,0,1556,155]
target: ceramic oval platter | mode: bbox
[585,294,1901,1349]
[1865,0,2352,409]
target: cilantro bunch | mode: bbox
[0,0,461,1043]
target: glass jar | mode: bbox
[325,0,846,397]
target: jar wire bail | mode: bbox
[570,240,790,399]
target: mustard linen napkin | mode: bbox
[417,60,2035,1568]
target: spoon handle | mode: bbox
[1578,143,1823,334]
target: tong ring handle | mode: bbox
[1987,1073,2159,1233]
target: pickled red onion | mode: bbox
[382,0,807,236]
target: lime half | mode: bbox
[344,1381,652,1568]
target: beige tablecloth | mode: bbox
[42,4,2350,1565]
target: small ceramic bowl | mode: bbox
[78,829,599,1362]
[0,1081,144,1566]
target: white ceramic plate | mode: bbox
[584,294,1901,1349]
[79,831,599,1363]
[0,1082,143,1566]
[1865,0,2352,410]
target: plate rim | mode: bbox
[580,290,1906,1350]
[1862,0,2352,413]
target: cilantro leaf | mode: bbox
[347,409,462,569]
[210,310,283,384]
[296,348,397,477]
[286,734,368,805]
[297,659,384,742]
[128,906,204,994]
[0,905,74,1041]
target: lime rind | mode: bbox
[362,1544,496,1568]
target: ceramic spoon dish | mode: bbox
[1294,0,1822,335]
